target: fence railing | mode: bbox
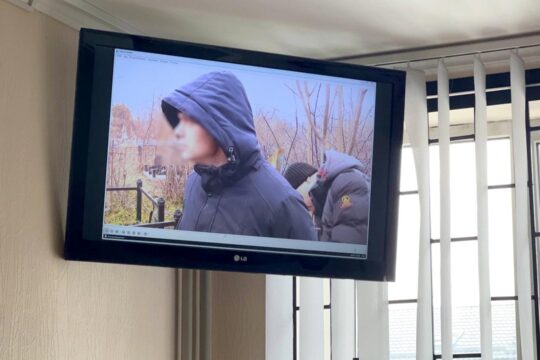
[106,179,181,229]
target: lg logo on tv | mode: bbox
[234,254,248,262]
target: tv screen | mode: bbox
[64,29,405,281]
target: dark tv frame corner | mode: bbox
[63,28,405,281]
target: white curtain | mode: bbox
[265,52,538,360]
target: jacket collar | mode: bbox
[194,151,263,195]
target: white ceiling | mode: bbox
[82,0,540,60]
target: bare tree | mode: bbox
[347,88,368,155]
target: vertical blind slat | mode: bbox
[474,56,494,360]
[510,51,536,359]
[357,281,389,359]
[299,277,324,360]
[265,275,293,360]
[331,279,355,360]
[438,60,453,360]
[404,68,433,360]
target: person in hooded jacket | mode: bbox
[283,150,370,244]
[161,71,317,241]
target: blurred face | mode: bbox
[296,173,318,214]
[174,113,225,165]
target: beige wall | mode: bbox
[0,2,265,360]
[0,2,177,359]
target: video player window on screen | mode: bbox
[102,49,376,256]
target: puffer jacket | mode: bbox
[309,150,370,244]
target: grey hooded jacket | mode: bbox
[310,150,370,244]
[161,71,317,241]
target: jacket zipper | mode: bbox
[194,193,211,230]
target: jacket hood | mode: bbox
[161,71,260,167]
[318,150,365,183]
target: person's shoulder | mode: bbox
[186,169,200,183]
[261,162,296,188]
[330,169,369,195]
[184,169,201,192]
[248,162,300,204]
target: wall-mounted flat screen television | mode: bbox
[64,28,405,281]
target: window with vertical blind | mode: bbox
[380,66,540,359]
[388,64,540,360]
[429,138,517,359]
[270,65,540,360]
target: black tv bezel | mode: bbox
[64,28,405,281]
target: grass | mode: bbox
[105,180,183,225]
